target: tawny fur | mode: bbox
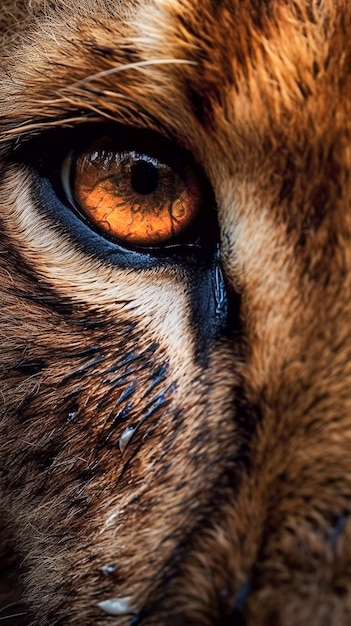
[1,1,351,625]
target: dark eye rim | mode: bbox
[12,122,220,258]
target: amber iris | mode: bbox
[71,142,203,246]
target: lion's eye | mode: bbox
[62,134,204,247]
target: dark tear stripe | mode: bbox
[188,247,242,365]
[329,512,348,550]
[230,581,252,624]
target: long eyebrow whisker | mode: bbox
[0,602,26,615]
[1,116,98,140]
[66,58,196,90]
[0,613,27,622]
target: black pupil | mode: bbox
[131,160,159,195]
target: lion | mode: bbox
[1,0,351,624]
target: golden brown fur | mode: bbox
[1,0,351,624]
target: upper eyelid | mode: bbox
[14,123,202,185]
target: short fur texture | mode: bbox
[1,1,351,625]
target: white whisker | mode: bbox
[0,603,25,616]
[1,115,100,140]
[67,58,196,89]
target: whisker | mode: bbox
[1,115,98,139]
[0,603,25,616]
[0,613,27,622]
[65,58,196,89]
